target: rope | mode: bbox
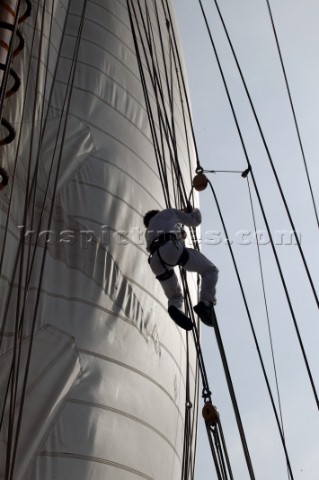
[210,308,256,479]
[2,2,44,474]
[181,332,193,480]
[127,2,203,476]
[128,2,234,477]
[181,271,234,480]
[127,0,171,207]
[246,178,286,436]
[265,0,319,229]
[2,1,89,477]
[133,0,189,206]
[204,0,319,309]
[196,0,319,411]
[208,179,295,478]
[162,0,203,173]
[0,0,23,117]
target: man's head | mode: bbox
[143,210,159,227]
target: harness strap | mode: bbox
[149,232,177,254]
[177,248,189,267]
[148,233,189,282]
[156,270,174,281]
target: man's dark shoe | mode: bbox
[193,301,215,327]
[168,306,193,331]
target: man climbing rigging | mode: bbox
[144,204,218,330]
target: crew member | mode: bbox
[144,205,218,327]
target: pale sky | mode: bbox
[173,0,319,478]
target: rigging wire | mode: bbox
[181,332,194,479]
[130,0,270,478]
[128,1,237,476]
[0,0,32,282]
[207,178,295,478]
[204,169,243,174]
[0,0,41,333]
[9,10,88,480]
[0,0,38,459]
[0,2,25,146]
[1,0,204,477]
[162,10,194,192]
[0,8,61,432]
[0,0,21,267]
[196,0,319,410]
[127,0,171,207]
[142,3,209,473]
[0,0,73,415]
[1,1,89,477]
[250,170,319,411]
[7,5,59,471]
[182,266,234,479]
[145,2,173,203]
[0,0,20,119]
[132,0,189,206]
[143,0,181,208]
[0,0,195,476]
[183,275,235,480]
[246,177,288,469]
[201,0,319,310]
[209,311,255,480]
[162,0,204,173]
[161,0,201,246]
[265,0,319,229]
[16,0,58,366]
[127,1,202,476]
[0,2,40,475]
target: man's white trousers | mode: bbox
[149,240,218,309]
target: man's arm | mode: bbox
[174,207,201,227]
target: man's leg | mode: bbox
[149,252,192,330]
[158,271,184,310]
[149,252,184,309]
[183,249,218,304]
[182,248,218,326]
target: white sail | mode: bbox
[0,1,199,478]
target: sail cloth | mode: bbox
[0,0,199,479]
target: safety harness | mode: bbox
[148,233,189,281]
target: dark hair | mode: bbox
[143,210,159,227]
